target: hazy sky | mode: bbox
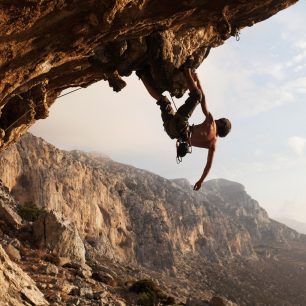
[31,1,306,222]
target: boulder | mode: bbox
[33,210,86,264]
[62,261,92,279]
[42,263,59,276]
[4,243,21,261]
[92,271,116,286]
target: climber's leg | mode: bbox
[136,68,163,101]
[176,68,201,119]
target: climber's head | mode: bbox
[177,142,190,158]
[215,118,231,137]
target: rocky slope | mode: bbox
[0,244,48,306]
[0,133,302,271]
[0,181,48,306]
[0,0,298,149]
[0,179,194,306]
[1,133,306,305]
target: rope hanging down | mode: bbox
[4,87,83,133]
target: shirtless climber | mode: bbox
[138,68,231,191]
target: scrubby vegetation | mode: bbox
[129,279,175,306]
[17,201,45,222]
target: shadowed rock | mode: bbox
[0,0,298,150]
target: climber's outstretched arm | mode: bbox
[193,145,216,191]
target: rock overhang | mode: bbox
[0,0,299,150]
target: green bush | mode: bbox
[17,201,44,222]
[159,294,176,305]
[130,279,176,306]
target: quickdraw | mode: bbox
[235,29,241,41]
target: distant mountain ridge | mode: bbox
[276,217,306,235]
[0,133,306,305]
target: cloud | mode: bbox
[202,61,296,118]
[275,1,306,43]
[295,39,306,50]
[288,136,306,156]
[286,49,306,68]
[195,22,306,119]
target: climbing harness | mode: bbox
[176,126,193,164]
[3,87,83,133]
[169,96,194,164]
[176,141,183,164]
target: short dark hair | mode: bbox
[177,142,190,158]
[216,118,231,137]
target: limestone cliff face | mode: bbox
[0,0,298,149]
[0,134,302,272]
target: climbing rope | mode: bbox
[4,109,33,133]
[57,87,82,98]
[170,95,178,112]
[3,87,83,133]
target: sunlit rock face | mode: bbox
[0,244,47,306]
[0,0,298,150]
[33,210,86,264]
[0,134,302,272]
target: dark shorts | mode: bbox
[158,90,201,140]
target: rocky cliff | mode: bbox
[1,134,306,305]
[0,0,298,149]
[0,133,302,272]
